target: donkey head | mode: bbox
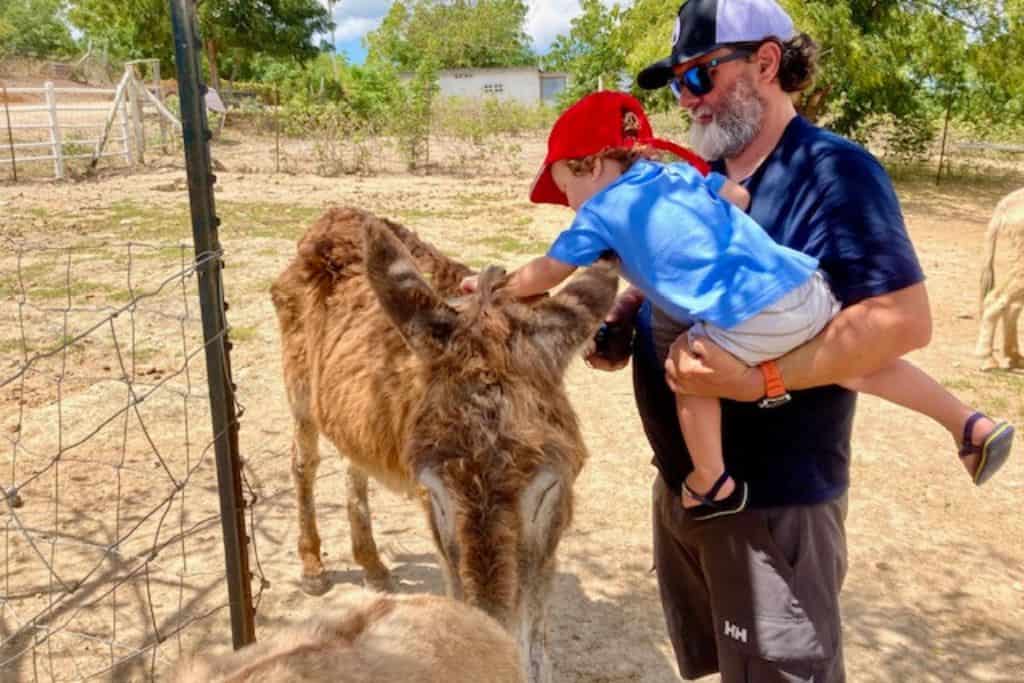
[363,218,617,683]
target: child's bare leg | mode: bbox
[676,393,734,506]
[841,358,995,475]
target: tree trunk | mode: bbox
[205,38,221,93]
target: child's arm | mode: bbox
[507,256,577,298]
[461,255,576,299]
[707,172,751,212]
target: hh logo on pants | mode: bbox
[724,620,748,644]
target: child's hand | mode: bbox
[459,275,479,293]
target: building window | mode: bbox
[482,83,504,95]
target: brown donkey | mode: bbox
[270,207,618,682]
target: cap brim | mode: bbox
[637,55,675,90]
[529,163,568,206]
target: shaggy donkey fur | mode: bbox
[270,207,618,682]
[171,592,524,682]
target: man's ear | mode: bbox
[756,41,783,82]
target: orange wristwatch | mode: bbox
[758,360,791,409]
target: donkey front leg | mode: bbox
[292,417,330,596]
[346,465,393,592]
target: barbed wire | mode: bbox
[1,235,263,681]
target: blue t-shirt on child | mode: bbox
[546,159,818,329]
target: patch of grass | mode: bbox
[217,202,322,240]
[0,337,30,355]
[27,281,132,302]
[454,191,514,207]
[0,261,56,298]
[134,245,194,262]
[100,201,192,242]
[473,234,545,255]
[229,325,259,342]
[397,207,469,222]
[943,378,977,393]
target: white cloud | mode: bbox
[526,0,583,50]
[320,0,390,47]
[320,1,633,54]
[333,16,382,44]
[528,1,632,50]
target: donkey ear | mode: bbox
[515,258,619,370]
[363,218,457,356]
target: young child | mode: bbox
[463,91,1015,520]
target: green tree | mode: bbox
[542,0,626,106]
[70,0,331,91]
[612,0,1024,144]
[366,0,535,70]
[197,0,332,90]
[0,0,77,58]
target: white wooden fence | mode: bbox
[1,61,181,181]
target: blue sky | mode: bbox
[319,0,631,64]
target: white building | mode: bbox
[405,67,568,106]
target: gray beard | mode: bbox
[688,76,765,161]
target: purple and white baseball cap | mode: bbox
[637,0,796,90]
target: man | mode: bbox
[589,0,931,680]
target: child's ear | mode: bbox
[591,157,604,179]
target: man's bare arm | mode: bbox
[779,281,932,389]
[667,282,933,401]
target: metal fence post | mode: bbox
[2,83,17,182]
[168,0,256,649]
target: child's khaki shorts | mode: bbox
[654,271,841,367]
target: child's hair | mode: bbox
[564,111,661,176]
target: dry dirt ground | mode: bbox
[1,130,1022,682]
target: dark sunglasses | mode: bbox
[669,48,754,99]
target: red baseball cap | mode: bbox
[529,91,710,206]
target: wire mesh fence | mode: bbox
[0,230,265,680]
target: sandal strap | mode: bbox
[960,412,986,458]
[683,472,731,508]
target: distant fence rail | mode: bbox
[956,141,1024,154]
[1,61,180,181]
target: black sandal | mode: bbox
[682,472,749,521]
[959,411,1015,486]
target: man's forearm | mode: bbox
[777,282,933,391]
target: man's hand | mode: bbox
[584,353,630,372]
[581,286,646,373]
[664,335,762,402]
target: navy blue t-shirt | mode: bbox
[634,116,925,507]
